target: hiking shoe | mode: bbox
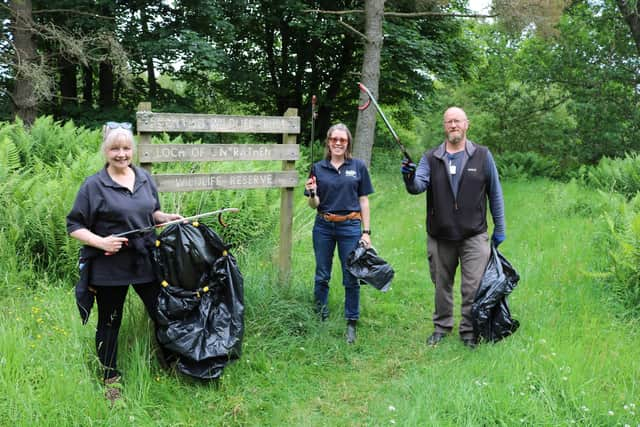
[426,332,448,346]
[462,336,479,349]
[104,375,122,405]
[346,320,357,344]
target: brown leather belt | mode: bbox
[320,211,361,222]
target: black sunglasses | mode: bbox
[105,121,132,130]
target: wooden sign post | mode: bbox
[136,103,300,285]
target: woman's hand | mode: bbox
[360,233,371,248]
[305,176,317,194]
[305,176,319,208]
[101,235,129,255]
[153,211,183,224]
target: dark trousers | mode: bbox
[94,282,159,380]
[312,216,362,320]
[427,232,490,339]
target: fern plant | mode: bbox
[0,117,287,289]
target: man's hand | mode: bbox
[401,158,416,180]
[492,232,505,248]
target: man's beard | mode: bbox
[447,133,463,144]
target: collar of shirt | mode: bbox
[318,158,353,171]
[97,165,148,192]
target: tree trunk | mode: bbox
[10,0,37,125]
[82,65,93,105]
[59,57,78,108]
[146,57,157,99]
[616,0,640,55]
[140,7,157,99]
[353,0,385,168]
[99,61,114,108]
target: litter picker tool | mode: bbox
[310,94,317,166]
[358,82,413,164]
[308,94,318,197]
[115,208,240,237]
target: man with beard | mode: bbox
[401,107,505,348]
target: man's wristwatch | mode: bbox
[362,229,371,235]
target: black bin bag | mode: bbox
[152,222,244,380]
[346,241,395,292]
[472,244,520,343]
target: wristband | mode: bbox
[362,229,371,235]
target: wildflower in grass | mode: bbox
[581,405,589,412]
[608,411,614,416]
[388,405,396,411]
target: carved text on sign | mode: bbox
[138,144,299,162]
[137,112,300,134]
[153,171,299,192]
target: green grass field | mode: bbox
[1,173,639,426]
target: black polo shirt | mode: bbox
[310,158,374,214]
[66,165,161,286]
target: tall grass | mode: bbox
[1,168,639,426]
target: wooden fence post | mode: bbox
[137,102,152,173]
[279,108,297,285]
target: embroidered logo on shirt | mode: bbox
[467,168,477,172]
[345,170,357,177]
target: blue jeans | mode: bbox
[312,216,362,320]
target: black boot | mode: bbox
[346,320,357,344]
[314,302,329,321]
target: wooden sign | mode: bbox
[138,143,299,163]
[153,171,299,192]
[137,112,300,134]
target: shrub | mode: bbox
[494,151,563,180]
[583,153,640,200]
[600,205,640,317]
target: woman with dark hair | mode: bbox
[67,122,182,403]
[304,123,374,344]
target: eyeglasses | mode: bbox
[444,119,466,127]
[329,137,348,144]
[105,121,133,130]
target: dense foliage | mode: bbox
[0,118,283,294]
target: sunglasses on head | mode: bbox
[105,121,132,130]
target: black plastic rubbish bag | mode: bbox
[472,244,520,343]
[152,222,244,380]
[346,241,395,292]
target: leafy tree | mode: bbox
[427,0,638,169]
